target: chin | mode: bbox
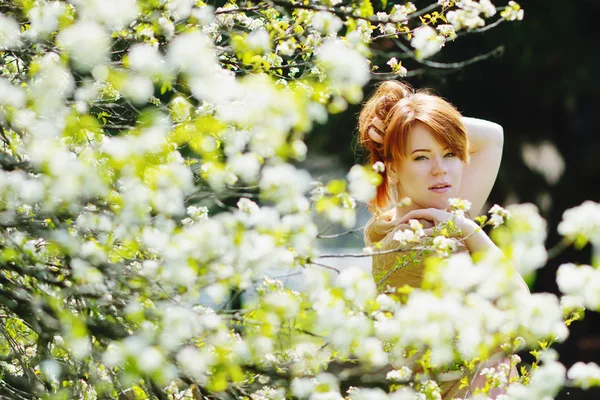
[425,196,452,210]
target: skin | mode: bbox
[380,120,524,396]
[391,122,463,212]
[380,120,510,257]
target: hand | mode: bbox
[397,208,476,237]
[371,218,410,239]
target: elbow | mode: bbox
[462,116,504,146]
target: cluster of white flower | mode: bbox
[392,222,425,247]
[4,1,592,399]
[260,164,312,213]
[0,13,21,50]
[503,203,548,275]
[505,351,566,399]
[391,3,417,22]
[57,21,111,71]
[432,235,458,256]
[317,39,371,104]
[567,361,600,390]
[556,263,600,310]
[347,165,380,203]
[386,57,408,77]
[411,26,446,59]
[501,1,525,21]
[386,366,412,382]
[449,197,472,218]
[312,11,344,35]
[437,24,458,40]
[488,204,511,227]
[447,0,498,31]
[558,201,600,247]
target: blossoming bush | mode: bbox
[0,0,598,399]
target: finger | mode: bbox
[423,228,435,237]
[419,219,435,229]
[398,209,436,225]
[392,223,411,231]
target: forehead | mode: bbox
[406,123,447,151]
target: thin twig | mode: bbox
[547,239,569,260]
[392,37,505,69]
[317,225,365,239]
[456,18,504,37]
[269,0,377,23]
[306,260,340,274]
[317,246,424,258]
[377,250,426,287]
[215,4,270,14]
[409,2,441,19]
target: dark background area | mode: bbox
[307,0,600,397]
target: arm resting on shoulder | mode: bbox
[458,117,504,216]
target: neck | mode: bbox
[391,201,422,221]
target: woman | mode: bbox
[360,81,525,398]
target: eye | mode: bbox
[444,152,456,158]
[414,155,428,161]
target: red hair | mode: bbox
[358,81,470,211]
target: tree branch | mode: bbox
[392,37,504,69]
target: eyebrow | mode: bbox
[410,147,451,155]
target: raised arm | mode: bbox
[458,117,504,216]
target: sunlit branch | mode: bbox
[392,38,504,69]
[214,4,271,14]
[269,0,377,23]
[377,250,425,287]
[547,238,570,259]
[317,225,365,239]
[306,259,340,273]
[456,17,505,37]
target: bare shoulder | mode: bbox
[458,117,504,217]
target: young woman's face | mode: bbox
[391,122,464,210]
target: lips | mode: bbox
[429,183,451,193]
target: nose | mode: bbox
[431,156,447,176]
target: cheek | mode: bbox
[449,160,463,177]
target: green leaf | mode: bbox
[358,0,374,17]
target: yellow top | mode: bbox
[364,210,471,399]
[364,210,468,292]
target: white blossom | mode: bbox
[411,26,444,59]
[489,204,511,227]
[347,165,378,203]
[166,0,195,20]
[558,201,600,246]
[26,2,66,40]
[386,366,412,382]
[393,228,419,246]
[0,78,26,108]
[312,12,343,35]
[259,164,311,213]
[0,13,21,50]
[556,263,600,310]
[247,29,272,53]
[57,21,110,71]
[317,39,370,102]
[505,203,548,274]
[567,362,600,390]
[127,43,167,76]
[432,235,458,256]
[501,1,525,21]
[229,153,262,183]
[68,0,140,31]
[336,266,376,306]
[168,30,219,77]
